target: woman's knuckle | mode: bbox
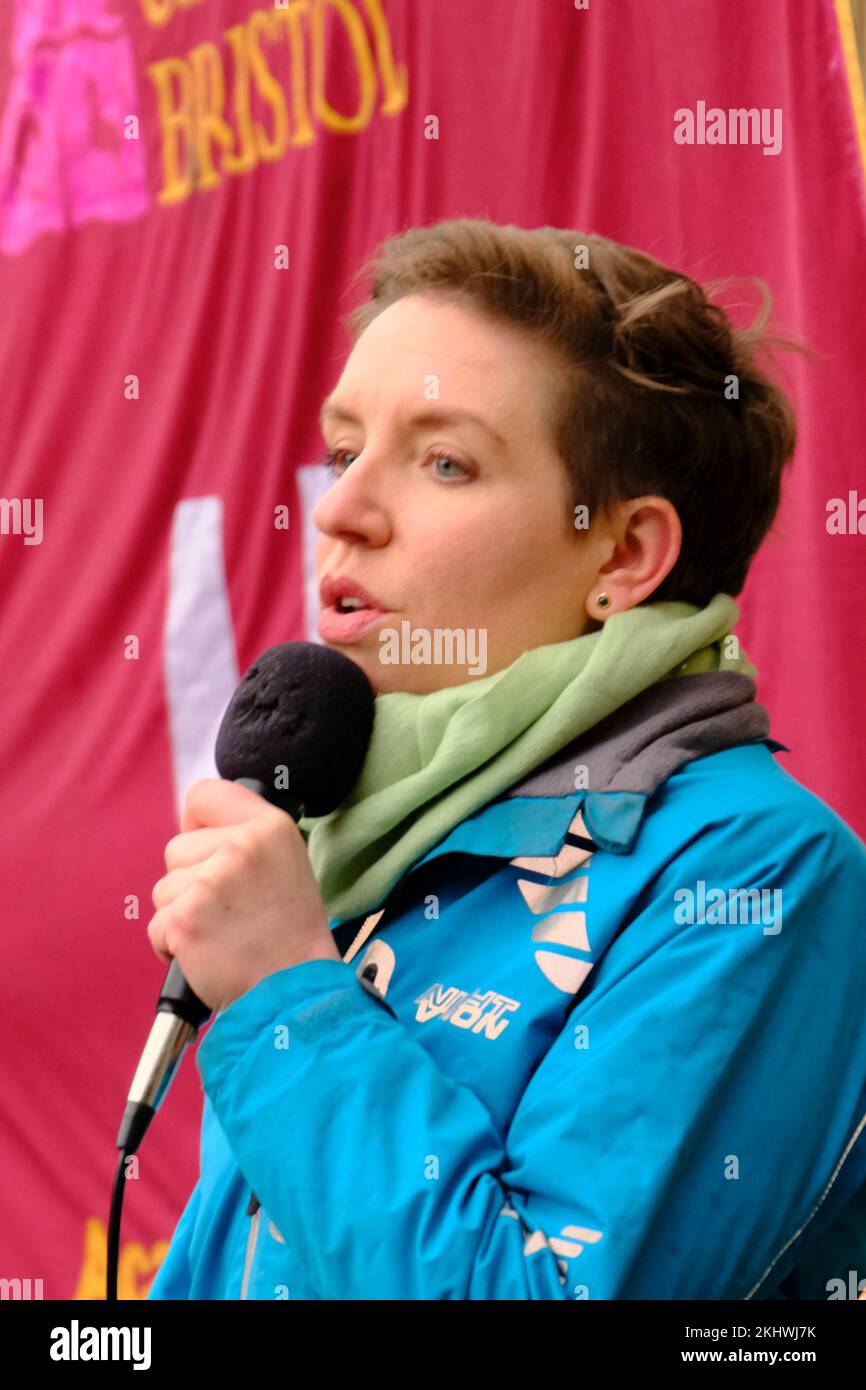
[164,834,185,869]
[232,825,261,864]
[173,880,205,925]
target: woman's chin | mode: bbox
[320,640,387,692]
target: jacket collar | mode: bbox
[408,671,782,869]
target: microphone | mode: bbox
[116,640,376,1155]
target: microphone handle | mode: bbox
[117,775,303,1154]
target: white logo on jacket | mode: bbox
[414,984,520,1039]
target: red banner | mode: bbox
[0,0,864,1299]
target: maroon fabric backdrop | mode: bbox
[0,0,864,1299]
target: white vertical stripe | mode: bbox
[163,496,240,822]
[296,462,331,643]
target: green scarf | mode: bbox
[300,593,753,924]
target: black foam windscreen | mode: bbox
[214,641,376,818]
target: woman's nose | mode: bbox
[312,459,391,546]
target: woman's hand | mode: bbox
[147,778,340,1012]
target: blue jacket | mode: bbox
[148,672,866,1300]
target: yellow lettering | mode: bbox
[145,0,407,204]
[223,25,260,175]
[275,2,315,147]
[362,0,408,115]
[141,0,206,25]
[140,0,175,25]
[74,1218,107,1300]
[188,41,235,189]
[119,1240,169,1300]
[248,11,290,160]
[312,0,376,135]
[147,57,195,205]
[73,1217,170,1301]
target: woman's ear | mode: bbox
[584,496,682,618]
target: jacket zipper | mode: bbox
[240,1191,261,1300]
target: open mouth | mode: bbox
[336,597,372,613]
[318,599,390,644]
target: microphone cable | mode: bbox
[106,1150,127,1304]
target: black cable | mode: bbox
[106,1148,128,1302]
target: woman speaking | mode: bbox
[146,219,866,1301]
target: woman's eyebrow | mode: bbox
[318,398,507,449]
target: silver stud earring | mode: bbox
[596,592,611,609]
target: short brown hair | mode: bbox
[342,218,808,606]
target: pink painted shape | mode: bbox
[0,32,149,255]
[61,38,149,229]
[12,0,122,67]
[0,56,65,253]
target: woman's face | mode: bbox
[313,292,612,694]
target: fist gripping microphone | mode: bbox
[116,641,375,1156]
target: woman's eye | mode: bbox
[429,452,472,480]
[323,448,357,478]
[321,447,474,481]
